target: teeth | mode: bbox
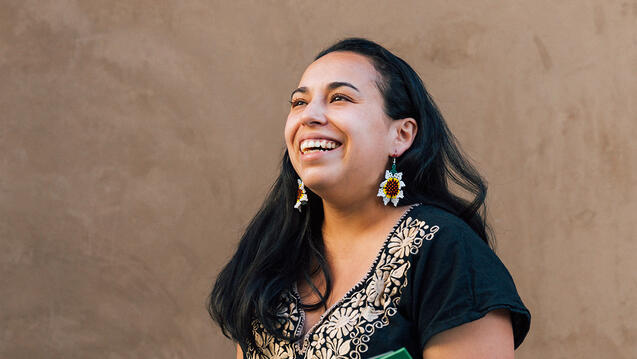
[300,139,341,153]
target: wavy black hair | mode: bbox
[208,37,493,353]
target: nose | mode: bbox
[300,100,327,126]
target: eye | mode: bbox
[289,99,306,108]
[330,94,350,103]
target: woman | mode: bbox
[209,37,531,359]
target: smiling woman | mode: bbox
[208,38,531,359]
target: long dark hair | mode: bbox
[208,37,493,352]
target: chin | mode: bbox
[301,177,336,196]
[301,179,327,193]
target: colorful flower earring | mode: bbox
[294,178,308,212]
[377,156,406,206]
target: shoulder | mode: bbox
[409,204,476,230]
[406,203,501,279]
[407,203,485,250]
[404,204,531,351]
[397,203,494,297]
[401,203,520,311]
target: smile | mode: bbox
[300,139,342,154]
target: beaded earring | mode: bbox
[377,156,406,206]
[294,178,308,212]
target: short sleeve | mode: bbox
[412,212,531,351]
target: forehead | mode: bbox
[298,51,380,92]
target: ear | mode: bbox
[390,117,418,156]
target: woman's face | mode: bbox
[284,51,397,204]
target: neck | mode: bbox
[320,197,410,254]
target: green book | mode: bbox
[367,347,412,359]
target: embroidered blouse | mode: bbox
[244,203,531,359]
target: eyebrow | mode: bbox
[290,81,360,100]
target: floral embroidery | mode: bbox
[245,204,440,359]
[274,293,300,334]
[324,307,358,338]
[247,291,299,359]
[366,270,390,308]
[359,305,383,322]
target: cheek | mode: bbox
[347,121,388,151]
[283,117,296,148]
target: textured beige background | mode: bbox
[1,0,636,358]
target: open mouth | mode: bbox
[300,139,342,154]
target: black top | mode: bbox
[244,203,531,359]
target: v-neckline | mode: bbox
[290,203,421,350]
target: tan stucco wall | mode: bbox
[1,1,635,358]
